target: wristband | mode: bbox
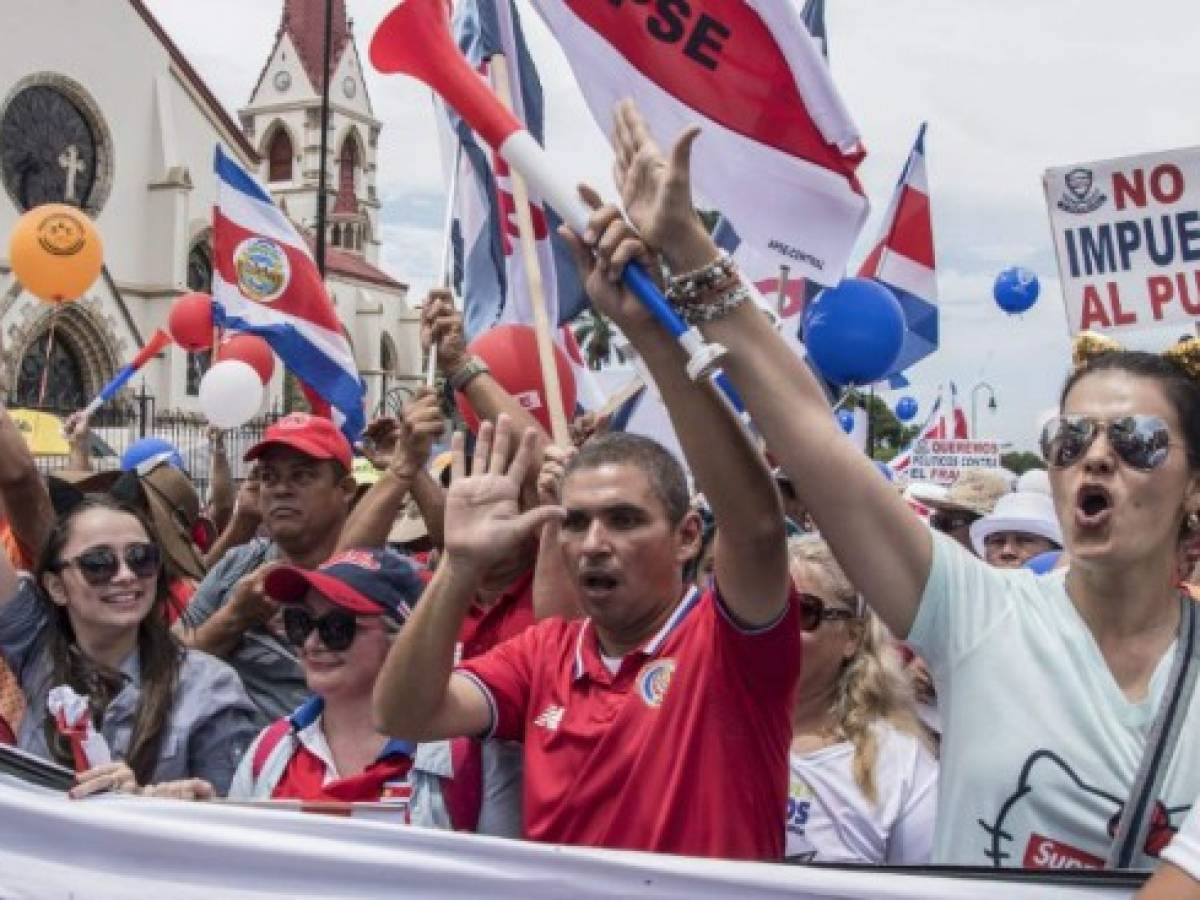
[447,356,490,392]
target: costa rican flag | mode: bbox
[528,0,869,286]
[948,381,969,439]
[211,146,366,442]
[857,124,938,387]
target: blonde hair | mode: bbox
[789,535,930,805]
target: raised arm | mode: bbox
[337,389,443,551]
[611,101,931,638]
[206,428,236,534]
[0,401,54,565]
[373,418,563,741]
[62,411,93,474]
[203,469,261,570]
[560,188,788,627]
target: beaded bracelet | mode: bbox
[665,251,737,303]
[678,284,751,325]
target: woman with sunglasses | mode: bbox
[786,536,937,865]
[226,548,507,833]
[0,495,257,796]
[606,100,1200,868]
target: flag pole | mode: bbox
[314,0,334,277]
[489,54,570,446]
[428,139,463,388]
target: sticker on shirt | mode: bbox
[637,659,676,708]
[978,749,1187,868]
[785,776,817,863]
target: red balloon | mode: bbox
[457,325,576,435]
[168,292,214,352]
[216,334,276,384]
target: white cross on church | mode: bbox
[58,144,85,202]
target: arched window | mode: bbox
[15,330,87,411]
[185,238,214,396]
[338,135,359,198]
[267,126,293,182]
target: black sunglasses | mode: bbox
[798,593,857,632]
[282,607,360,652]
[56,543,161,586]
[1040,414,1174,471]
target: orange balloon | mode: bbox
[8,203,104,303]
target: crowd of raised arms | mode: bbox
[3,101,1200,897]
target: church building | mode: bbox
[0,0,421,422]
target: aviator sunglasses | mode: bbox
[56,542,161,586]
[798,593,858,632]
[1040,414,1174,471]
[282,607,362,652]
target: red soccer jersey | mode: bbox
[457,570,535,661]
[456,584,801,860]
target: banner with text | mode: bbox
[909,438,1000,485]
[1044,146,1200,335]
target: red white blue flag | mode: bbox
[857,124,938,386]
[211,146,365,441]
[528,0,869,286]
[888,389,944,476]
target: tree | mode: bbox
[572,308,624,371]
[844,390,919,461]
[1001,451,1046,475]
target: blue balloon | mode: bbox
[803,278,905,386]
[121,437,185,473]
[836,409,856,433]
[994,266,1040,314]
[895,396,918,422]
[874,460,895,482]
[1024,550,1062,575]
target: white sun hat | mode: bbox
[1017,468,1052,496]
[970,491,1063,557]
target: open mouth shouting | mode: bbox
[578,568,622,602]
[1075,483,1114,530]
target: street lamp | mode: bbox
[971,381,997,436]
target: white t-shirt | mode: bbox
[785,722,938,865]
[1162,799,1200,881]
[910,531,1199,870]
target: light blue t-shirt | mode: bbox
[910,531,1197,870]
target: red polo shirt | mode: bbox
[458,570,535,661]
[456,584,801,860]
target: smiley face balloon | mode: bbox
[9,203,104,303]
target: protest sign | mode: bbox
[908,439,1000,485]
[1044,146,1200,336]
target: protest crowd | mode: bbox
[1,4,1199,897]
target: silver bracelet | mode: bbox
[679,284,751,325]
[666,251,736,303]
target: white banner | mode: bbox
[0,775,1138,899]
[909,439,1000,485]
[1044,145,1200,335]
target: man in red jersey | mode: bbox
[373,193,797,860]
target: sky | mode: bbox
[144,0,1200,452]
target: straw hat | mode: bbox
[970,491,1063,557]
[922,469,1012,518]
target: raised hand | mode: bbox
[420,289,469,377]
[612,100,702,251]
[443,416,564,579]
[393,387,445,478]
[63,410,91,444]
[559,187,662,330]
[537,444,577,507]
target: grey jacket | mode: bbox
[0,579,258,794]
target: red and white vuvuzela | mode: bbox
[369,0,726,382]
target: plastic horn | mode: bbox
[369,0,727,383]
[81,328,172,417]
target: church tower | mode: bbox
[238,0,382,264]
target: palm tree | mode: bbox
[573,309,623,371]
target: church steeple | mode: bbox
[239,0,382,264]
[280,0,350,94]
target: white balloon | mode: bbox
[199,360,264,429]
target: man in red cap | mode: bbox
[179,413,357,725]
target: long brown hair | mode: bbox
[36,495,182,784]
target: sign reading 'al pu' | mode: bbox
[1044,146,1200,335]
[909,439,1000,485]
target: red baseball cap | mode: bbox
[244,413,353,470]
